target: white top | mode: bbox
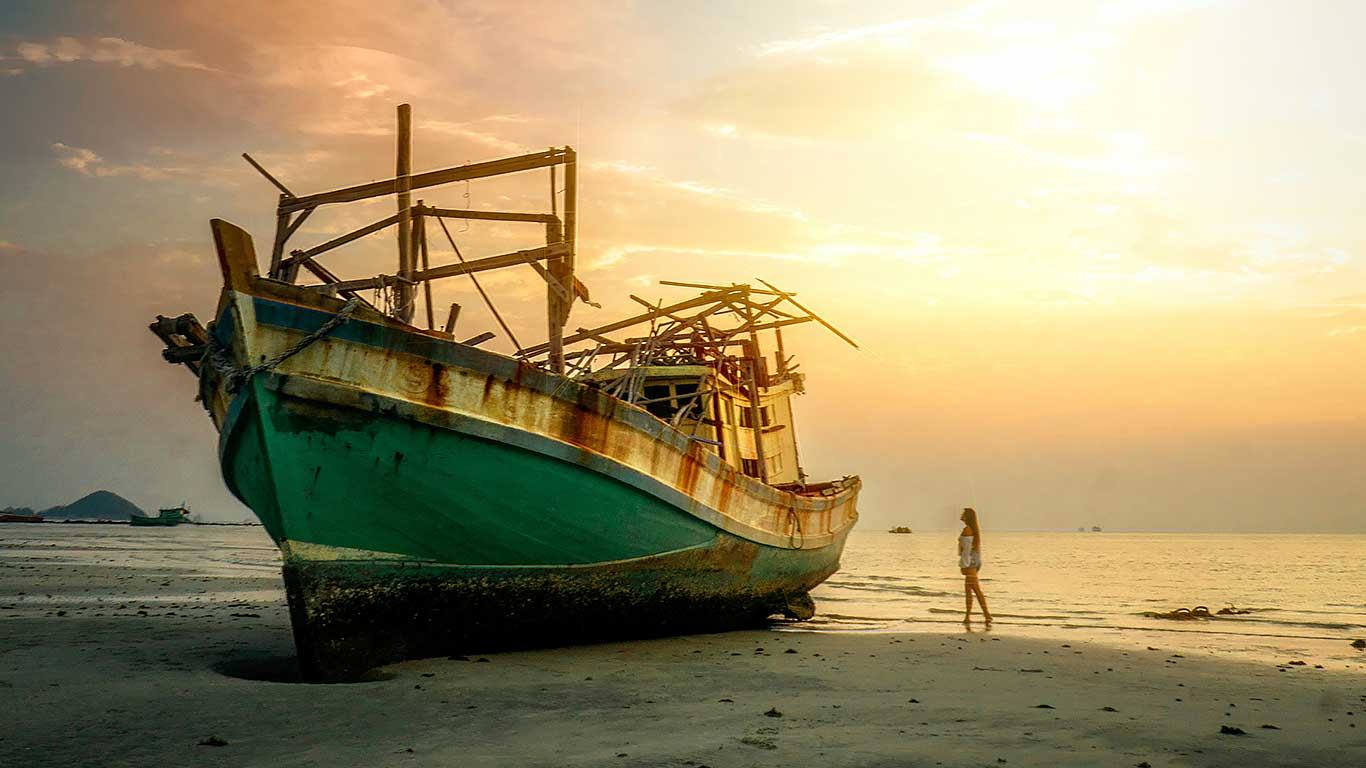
[959,534,981,569]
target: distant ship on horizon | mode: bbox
[130,505,191,527]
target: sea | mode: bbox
[4,525,1364,667]
[803,530,1366,666]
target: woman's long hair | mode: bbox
[963,507,982,543]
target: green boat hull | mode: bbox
[221,377,845,679]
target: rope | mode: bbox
[436,216,522,351]
[787,508,804,549]
[204,297,362,393]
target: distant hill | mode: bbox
[41,490,145,521]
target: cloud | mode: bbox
[756,16,972,57]
[15,36,212,71]
[419,120,527,154]
[1328,325,1366,337]
[49,143,240,184]
[51,142,172,180]
[679,49,1015,142]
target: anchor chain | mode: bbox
[203,297,361,393]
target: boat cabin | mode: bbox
[584,353,808,486]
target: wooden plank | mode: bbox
[414,243,567,282]
[443,303,461,334]
[314,243,568,292]
[269,208,290,278]
[755,277,858,349]
[421,206,558,224]
[282,214,400,267]
[242,153,295,197]
[461,331,496,346]
[517,288,744,357]
[528,260,573,304]
[280,148,571,214]
[660,279,789,297]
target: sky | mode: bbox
[2,0,1365,531]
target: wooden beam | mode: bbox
[394,103,415,324]
[417,202,434,330]
[420,206,558,224]
[461,331,496,346]
[242,153,295,197]
[280,148,572,214]
[434,216,523,352]
[659,279,790,297]
[517,288,745,357]
[414,243,567,283]
[281,214,400,268]
[528,260,573,304]
[755,278,859,349]
[269,207,290,278]
[312,241,566,293]
[443,303,461,334]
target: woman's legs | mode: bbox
[970,579,991,622]
[962,567,977,622]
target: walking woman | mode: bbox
[958,507,992,625]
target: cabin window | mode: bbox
[738,405,772,429]
[741,458,761,478]
[642,385,673,419]
[639,380,703,421]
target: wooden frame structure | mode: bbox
[240,104,856,392]
[518,280,857,482]
[245,104,584,372]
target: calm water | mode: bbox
[805,530,1366,665]
[5,525,1364,666]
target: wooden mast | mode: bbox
[394,103,415,323]
[546,155,565,373]
[546,146,577,374]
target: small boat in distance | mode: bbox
[887,526,913,534]
[130,506,191,527]
[148,105,861,680]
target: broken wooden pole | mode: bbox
[546,214,567,374]
[394,103,415,323]
[270,205,291,278]
[444,303,462,335]
[242,153,295,197]
[416,199,434,330]
[744,341,769,484]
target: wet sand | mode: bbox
[2,526,1363,767]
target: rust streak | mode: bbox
[716,473,735,514]
[424,362,448,407]
[675,445,703,497]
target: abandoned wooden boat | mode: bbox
[149,105,860,679]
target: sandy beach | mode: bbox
[3,526,1363,767]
